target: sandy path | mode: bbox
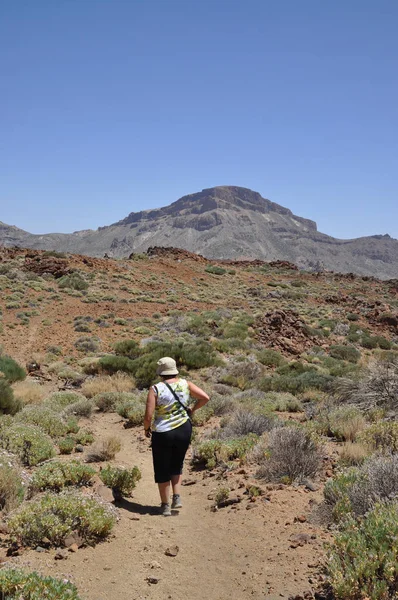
[13,413,329,600]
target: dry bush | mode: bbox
[247,436,269,465]
[217,360,264,390]
[221,409,277,438]
[256,426,323,483]
[0,461,24,512]
[329,407,366,442]
[210,394,236,416]
[86,436,122,462]
[333,357,398,412]
[311,404,366,442]
[81,373,135,398]
[325,454,398,519]
[63,398,94,418]
[339,442,370,466]
[12,380,46,405]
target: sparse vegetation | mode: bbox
[1,245,398,600]
[8,491,115,546]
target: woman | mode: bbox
[144,356,210,516]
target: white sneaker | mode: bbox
[171,494,182,509]
[161,502,172,516]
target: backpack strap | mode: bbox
[164,382,191,422]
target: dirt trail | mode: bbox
[13,413,329,600]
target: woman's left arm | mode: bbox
[144,387,156,437]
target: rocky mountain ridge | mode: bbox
[1,186,397,278]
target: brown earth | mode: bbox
[1,247,396,364]
[1,247,397,600]
[10,411,331,600]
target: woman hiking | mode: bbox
[144,356,210,516]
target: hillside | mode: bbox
[1,186,398,278]
[0,246,398,599]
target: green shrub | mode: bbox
[361,335,379,349]
[58,272,89,291]
[45,391,86,411]
[43,250,67,258]
[257,349,285,367]
[259,371,332,395]
[323,468,361,521]
[0,355,26,383]
[1,424,56,466]
[0,569,82,600]
[192,434,258,470]
[274,396,303,412]
[329,345,360,363]
[65,415,79,434]
[99,464,141,497]
[0,379,22,415]
[346,313,359,321]
[221,321,248,340]
[94,391,137,412]
[358,421,398,453]
[205,265,226,275]
[276,361,313,376]
[8,491,115,546]
[73,429,94,445]
[116,398,145,425]
[15,405,68,438]
[114,339,140,359]
[0,414,13,432]
[30,460,96,493]
[132,339,219,388]
[190,404,213,426]
[374,336,392,350]
[98,355,136,375]
[322,356,358,377]
[58,436,75,454]
[214,486,230,505]
[327,501,398,599]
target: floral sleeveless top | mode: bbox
[152,378,191,433]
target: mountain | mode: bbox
[1,186,398,278]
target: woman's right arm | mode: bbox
[144,387,156,437]
[188,382,210,415]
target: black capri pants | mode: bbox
[151,420,192,483]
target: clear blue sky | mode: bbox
[1,0,397,239]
